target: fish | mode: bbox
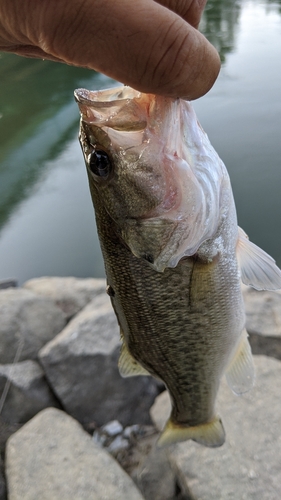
[74,85,281,448]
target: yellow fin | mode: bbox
[118,340,150,378]
[157,416,225,448]
[225,329,255,395]
[237,226,281,290]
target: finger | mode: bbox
[38,0,220,99]
[2,0,220,100]
[154,0,208,28]
[0,44,65,63]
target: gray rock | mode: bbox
[39,294,159,426]
[243,287,281,359]
[5,407,145,500]
[0,360,59,424]
[123,424,140,439]
[120,430,177,500]
[92,431,107,447]
[135,445,177,500]
[151,356,281,500]
[108,435,130,455]
[101,420,123,437]
[0,279,17,290]
[0,456,6,500]
[150,392,169,433]
[23,276,106,319]
[243,287,281,337]
[0,288,66,363]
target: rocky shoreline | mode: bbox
[1,277,281,499]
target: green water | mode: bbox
[0,0,281,284]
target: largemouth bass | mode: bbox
[75,86,281,448]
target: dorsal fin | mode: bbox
[236,227,281,290]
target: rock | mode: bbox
[150,392,168,433]
[0,456,6,500]
[117,429,177,500]
[0,279,17,290]
[0,288,66,363]
[0,418,21,500]
[243,288,281,336]
[101,420,123,437]
[92,431,107,447]
[108,435,130,455]
[243,287,281,360]
[39,294,159,426]
[135,445,177,500]
[0,416,21,458]
[23,276,106,319]
[151,356,281,500]
[123,424,140,439]
[0,360,59,424]
[249,333,281,361]
[5,407,145,500]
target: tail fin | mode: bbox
[157,416,225,448]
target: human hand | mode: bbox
[0,0,220,99]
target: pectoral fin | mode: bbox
[236,226,281,290]
[225,329,255,395]
[118,338,150,378]
[157,416,225,448]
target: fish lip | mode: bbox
[74,86,141,107]
[75,87,148,131]
[74,88,92,105]
[74,87,120,106]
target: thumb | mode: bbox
[5,0,220,99]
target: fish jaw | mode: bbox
[75,86,228,271]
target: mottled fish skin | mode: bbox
[91,188,243,429]
[75,86,281,447]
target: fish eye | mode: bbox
[88,149,111,179]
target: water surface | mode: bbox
[0,0,280,284]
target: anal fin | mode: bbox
[118,338,151,378]
[157,416,225,448]
[237,226,281,290]
[225,329,255,395]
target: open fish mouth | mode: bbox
[74,86,147,132]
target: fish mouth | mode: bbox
[74,86,140,105]
[74,87,148,131]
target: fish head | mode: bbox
[75,86,224,271]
